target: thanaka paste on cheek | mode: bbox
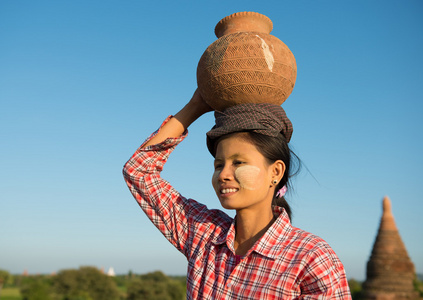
[235,165,261,190]
[212,170,219,188]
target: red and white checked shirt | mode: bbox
[123,117,352,299]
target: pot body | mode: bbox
[197,12,297,111]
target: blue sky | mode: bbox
[1,1,422,281]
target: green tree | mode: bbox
[0,269,11,298]
[127,278,171,300]
[20,276,52,300]
[414,276,423,298]
[348,278,363,299]
[53,266,119,300]
[139,271,169,282]
[127,271,184,300]
[166,279,185,300]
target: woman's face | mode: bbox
[212,133,280,212]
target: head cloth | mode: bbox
[206,103,293,155]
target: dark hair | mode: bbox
[213,131,301,221]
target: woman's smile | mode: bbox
[220,188,239,195]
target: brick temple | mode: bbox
[361,196,419,299]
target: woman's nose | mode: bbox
[218,165,234,182]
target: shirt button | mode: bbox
[227,282,232,288]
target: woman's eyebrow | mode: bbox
[214,153,244,163]
[229,153,243,159]
[214,158,223,164]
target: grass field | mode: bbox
[0,287,22,300]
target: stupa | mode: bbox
[362,196,419,299]
[107,267,116,277]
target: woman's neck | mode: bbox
[234,208,275,256]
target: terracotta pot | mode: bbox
[197,12,297,111]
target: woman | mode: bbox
[123,90,351,299]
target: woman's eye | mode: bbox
[233,161,244,166]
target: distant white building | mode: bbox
[107,267,115,277]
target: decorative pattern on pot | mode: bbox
[197,12,297,111]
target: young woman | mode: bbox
[123,90,351,299]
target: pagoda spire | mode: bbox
[362,196,419,299]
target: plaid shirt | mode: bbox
[123,117,351,299]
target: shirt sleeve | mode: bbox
[299,242,352,299]
[122,116,211,258]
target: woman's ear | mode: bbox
[272,160,286,183]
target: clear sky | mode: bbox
[1,1,422,281]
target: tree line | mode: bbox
[0,267,186,300]
[1,268,423,300]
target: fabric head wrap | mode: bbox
[206,103,293,155]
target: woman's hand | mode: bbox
[175,89,213,129]
[143,89,213,147]
[187,89,213,116]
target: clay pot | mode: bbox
[197,12,297,111]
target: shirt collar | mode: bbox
[254,207,292,259]
[212,206,292,259]
[213,219,236,252]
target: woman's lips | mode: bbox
[220,188,239,195]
